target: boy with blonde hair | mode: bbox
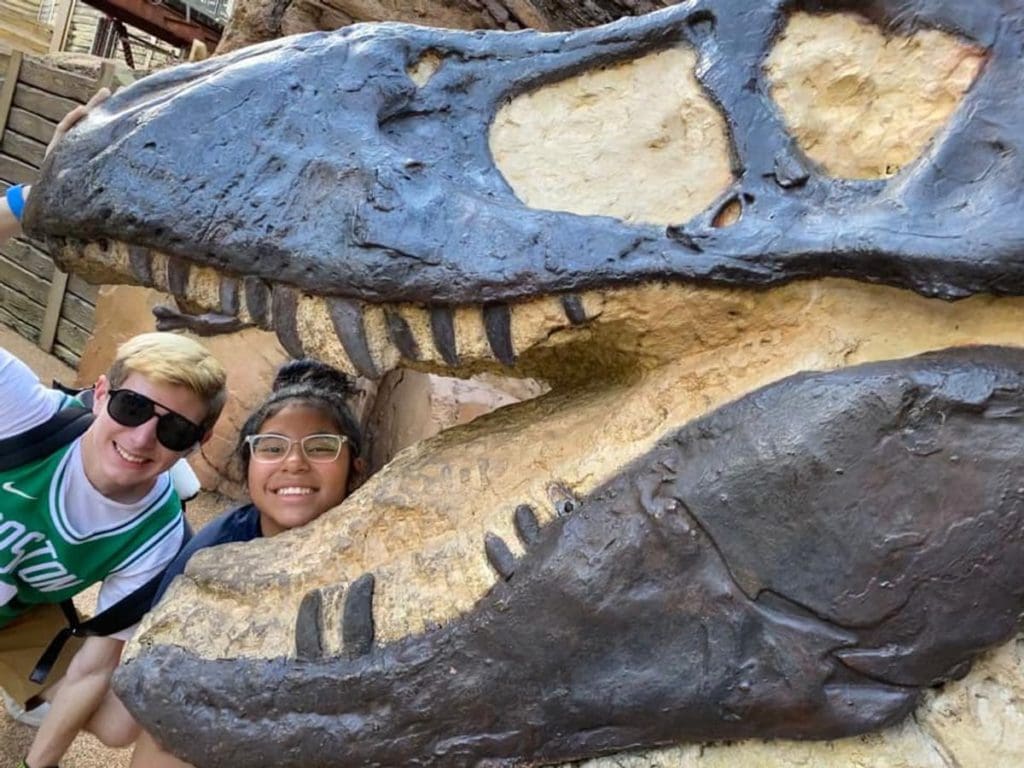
[1,94,228,768]
[0,332,226,768]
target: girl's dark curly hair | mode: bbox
[235,359,362,478]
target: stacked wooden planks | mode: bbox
[0,48,113,368]
[0,0,52,54]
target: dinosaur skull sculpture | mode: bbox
[23,0,1024,765]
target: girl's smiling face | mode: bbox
[247,403,352,537]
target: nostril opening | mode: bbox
[712,197,743,228]
[407,50,442,87]
[687,10,716,40]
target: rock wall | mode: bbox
[766,13,984,179]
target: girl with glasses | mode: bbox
[129,358,365,768]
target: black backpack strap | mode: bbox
[0,406,93,471]
[51,380,94,409]
[28,600,82,685]
[74,574,166,638]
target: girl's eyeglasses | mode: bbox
[245,433,348,463]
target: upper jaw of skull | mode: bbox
[32,3,1000,333]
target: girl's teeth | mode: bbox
[276,487,314,496]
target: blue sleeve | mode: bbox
[151,504,261,606]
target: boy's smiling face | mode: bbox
[83,372,209,504]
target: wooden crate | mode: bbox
[0,48,116,368]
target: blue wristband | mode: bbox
[6,184,25,221]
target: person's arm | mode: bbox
[0,88,110,248]
[0,348,67,438]
[0,183,28,246]
[26,635,126,766]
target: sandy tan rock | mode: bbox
[366,369,547,472]
[217,0,678,52]
[919,637,1024,768]
[218,0,504,53]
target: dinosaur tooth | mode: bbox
[384,307,422,362]
[128,245,153,285]
[429,306,460,367]
[483,303,516,366]
[272,284,305,358]
[513,504,541,547]
[295,589,325,661]
[328,298,380,379]
[341,573,375,659]
[166,256,190,300]
[243,276,271,328]
[152,305,251,336]
[560,295,588,326]
[219,275,240,316]
[484,533,516,581]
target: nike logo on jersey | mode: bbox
[1,481,37,501]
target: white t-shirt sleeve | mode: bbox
[0,347,69,439]
[94,519,186,641]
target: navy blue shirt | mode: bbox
[152,503,262,605]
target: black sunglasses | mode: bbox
[106,389,205,452]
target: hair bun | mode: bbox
[273,359,356,397]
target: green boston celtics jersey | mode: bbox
[0,441,182,628]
